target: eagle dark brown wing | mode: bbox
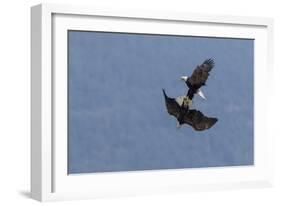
[187,59,215,88]
[162,89,181,119]
[183,109,217,131]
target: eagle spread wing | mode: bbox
[183,109,217,131]
[187,59,215,88]
[162,89,181,119]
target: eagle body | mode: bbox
[181,59,215,100]
[162,89,217,131]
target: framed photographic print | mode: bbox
[31,3,274,201]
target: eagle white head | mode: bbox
[180,76,188,82]
[175,96,192,107]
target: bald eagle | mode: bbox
[181,59,215,101]
[162,89,217,131]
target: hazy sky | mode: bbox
[68,31,254,174]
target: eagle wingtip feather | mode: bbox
[203,58,215,68]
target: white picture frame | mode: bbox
[31,3,274,202]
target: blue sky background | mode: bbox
[68,31,254,174]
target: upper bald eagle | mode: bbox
[181,59,215,100]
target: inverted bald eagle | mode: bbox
[162,89,217,131]
[181,59,215,101]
